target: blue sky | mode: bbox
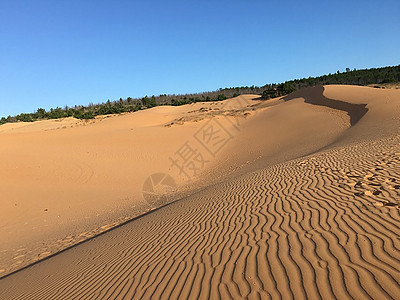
[0,0,399,117]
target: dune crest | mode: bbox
[0,85,399,299]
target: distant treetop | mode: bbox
[1,64,399,125]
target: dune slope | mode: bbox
[0,89,351,276]
[0,85,399,299]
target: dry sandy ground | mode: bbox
[0,85,399,299]
[0,95,268,275]
[0,89,348,276]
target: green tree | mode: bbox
[36,108,46,119]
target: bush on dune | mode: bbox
[1,65,399,125]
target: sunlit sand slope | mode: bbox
[0,134,399,299]
[0,88,351,275]
[0,85,399,299]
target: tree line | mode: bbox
[261,65,400,99]
[1,64,399,125]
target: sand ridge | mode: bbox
[0,95,268,275]
[0,85,399,299]
[0,129,398,299]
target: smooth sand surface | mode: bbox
[0,85,399,299]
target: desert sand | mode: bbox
[0,85,399,299]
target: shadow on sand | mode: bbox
[283,85,368,126]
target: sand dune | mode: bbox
[0,85,399,299]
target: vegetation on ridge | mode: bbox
[1,65,399,125]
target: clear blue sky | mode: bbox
[1,0,399,117]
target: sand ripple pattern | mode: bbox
[0,136,399,299]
